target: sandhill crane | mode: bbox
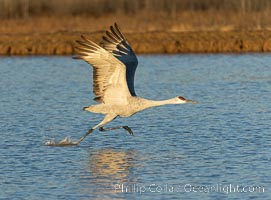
[45,23,197,146]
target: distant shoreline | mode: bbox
[1,30,271,55]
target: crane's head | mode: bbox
[177,96,198,104]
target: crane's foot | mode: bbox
[122,126,134,136]
[99,126,134,136]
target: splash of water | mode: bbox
[45,137,78,146]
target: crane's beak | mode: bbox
[185,99,198,104]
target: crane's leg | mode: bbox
[99,126,134,135]
[73,114,117,144]
[45,114,117,146]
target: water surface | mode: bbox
[0,54,270,199]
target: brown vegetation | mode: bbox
[2,29,271,55]
[1,0,271,55]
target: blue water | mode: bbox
[0,54,270,199]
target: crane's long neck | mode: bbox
[140,97,181,110]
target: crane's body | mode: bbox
[84,96,186,117]
[45,23,197,146]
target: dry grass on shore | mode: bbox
[1,9,271,35]
[2,28,271,55]
[1,8,271,55]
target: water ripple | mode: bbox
[0,55,270,199]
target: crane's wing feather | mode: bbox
[100,23,138,96]
[74,36,131,104]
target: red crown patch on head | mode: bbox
[178,96,186,101]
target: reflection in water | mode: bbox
[89,148,136,182]
[81,148,140,199]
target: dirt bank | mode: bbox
[1,30,271,55]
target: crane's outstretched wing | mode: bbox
[100,23,138,96]
[74,36,131,104]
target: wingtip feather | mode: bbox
[81,35,86,40]
[72,55,82,59]
[75,40,82,45]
